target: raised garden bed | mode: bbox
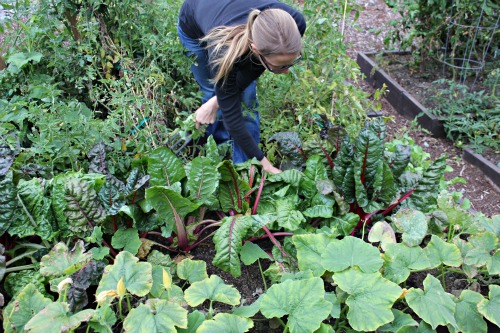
[357,51,500,189]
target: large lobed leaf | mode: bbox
[2,284,51,333]
[196,313,253,333]
[334,268,403,332]
[40,240,92,277]
[260,277,332,333]
[321,236,383,273]
[382,243,431,284]
[96,251,152,297]
[123,299,188,333]
[293,234,333,277]
[405,275,458,330]
[184,275,240,307]
[24,302,94,333]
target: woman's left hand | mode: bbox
[195,96,218,129]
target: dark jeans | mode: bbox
[177,25,260,163]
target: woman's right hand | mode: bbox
[195,96,218,129]
[261,157,281,174]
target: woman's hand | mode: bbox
[261,157,281,174]
[195,96,218,129]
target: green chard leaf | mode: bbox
[212,215,253,277]
[0,171,16,234]
[147,147,186,187]
[145,186,199,238]
[353,118,386,213]
[405,156,447,213]
[9,178,55,240]
[98,174,126,215]
[331,137,355,201]
[64,177,107,234]
[187,156,219,204]
[217,160,250,213]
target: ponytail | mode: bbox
[202,8,302,84]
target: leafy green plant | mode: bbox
[427,79,499,154]
[383,0,499,70]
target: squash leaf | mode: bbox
[334,268,403,331]
[293,234,333,277]
[123,299,188,333]
[96,251,152,297]
[196,313,253,333]
[40,240,92,277]
[477,285,500,327]
[405,275,458,330]
[424,235,462,268]
[260,277,332,333]
[455,290,487,333]
[177,258,208,284]
[184,275,240,307]
[24,302,94,333]
[2,284,52,333]
[321,236,383,273]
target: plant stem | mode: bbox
[5,264,35,273]
[126,294,132,313]
[118,298,124,321]
[6,250,38,266]
[257,259,268,291]
[440,264,446,289]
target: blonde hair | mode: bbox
[201,8,302,84]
